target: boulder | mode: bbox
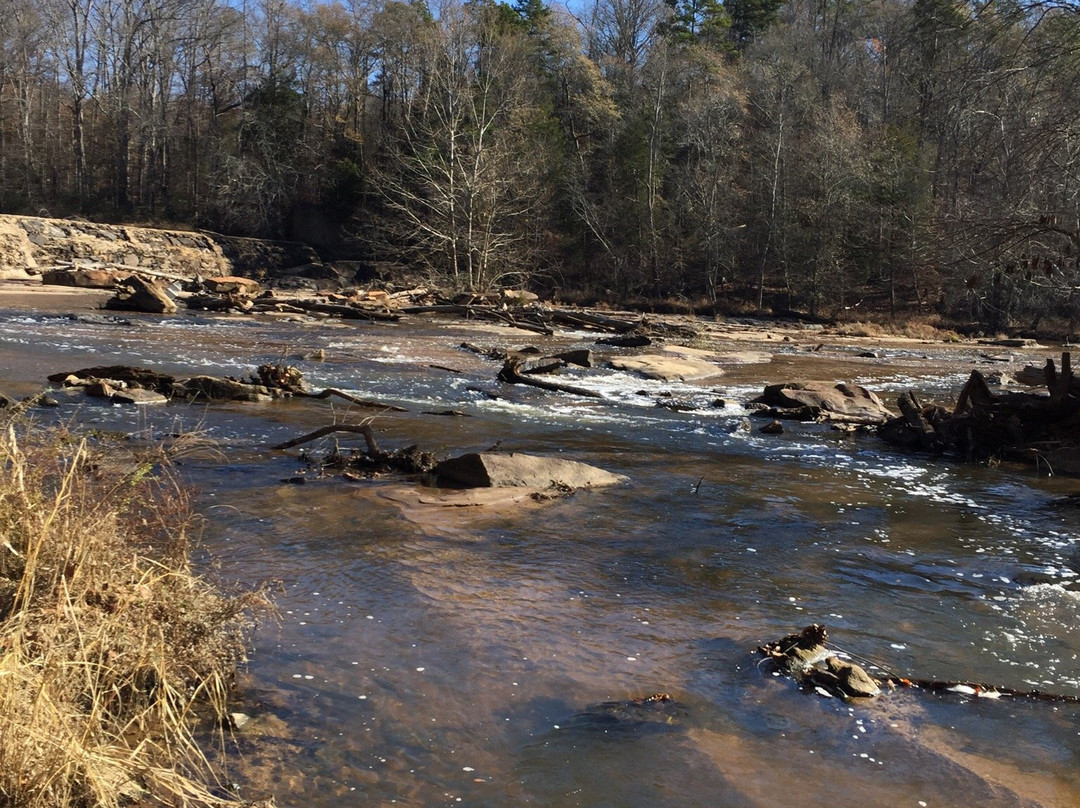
[820,657,881,698]
[174,376,275,402]
[608,354,724,382]
[111,387,169,405]
[435,452,627,489]
[752,381,893,423]
[554,349,593,368]
[502,289,539,305]
[203,275,261,296]
[76,378,167,405]
[47,366,177,395]
[105,275,177,314]
[41,267,121,288]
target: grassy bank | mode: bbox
[0,421,265,808]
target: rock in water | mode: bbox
[435,452,627,489]
[821,657,881,698]
[759,624,832,673]
[752,381,893,423]
[759,625,882,699]
[174,376,275,402]
[608,354,723,382]
[105,275,177,314]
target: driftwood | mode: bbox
[881,352,1080,472]
[43,261,192,284]
[897,391,939,449]
[272,423,380,452]
[298,388,408,412]
[497,357,603,398]
[262,298,400,322]
[760,624,1080,704]
[547,309,641,333]
[272,423,437,475]
[185,293,250,312]
[401,304,553,335]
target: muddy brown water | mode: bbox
[1,293,1078,807]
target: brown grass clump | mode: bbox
[831,315,960,341]
[0,422,266,808]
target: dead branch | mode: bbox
[497,357,603,398]
[402,304,553,335]
[299,388,408,412]
[271,423,380,453]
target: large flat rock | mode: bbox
[662,345,772,365]
[435,452,627,489]
[754,381,893,421]
[607,354,723,382]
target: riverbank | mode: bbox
[0,408,266,807]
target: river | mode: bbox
[1,292,1078,807]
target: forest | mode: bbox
[1,0,1079,327]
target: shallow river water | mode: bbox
[1,298,1079,807]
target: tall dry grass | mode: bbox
[0,421,265,808]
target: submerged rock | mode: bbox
[571,693,685,733]
[813,656,881,698]
[435,452,627,490]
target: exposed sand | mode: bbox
[0,279,113,313]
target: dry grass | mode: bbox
[0,421,267,808]
[830,315,961,341]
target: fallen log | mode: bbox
[497,357,604,398]
[897,391,939,450]
[272,423,381,452]
[547,309,641,333]
[760,624,1080,703]
[402,304,553,335]
[267,299,400,322]
[184,293,250,313]
[299,388,408,412]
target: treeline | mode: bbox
[2,0,1080,326]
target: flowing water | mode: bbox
[1,298,1079,807]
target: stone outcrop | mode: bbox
[752,381,894,424]
[2,215,231,279]
[0,214,331,286]
[435,452,627,489]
